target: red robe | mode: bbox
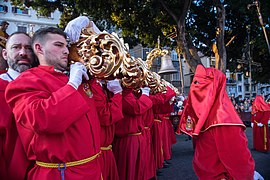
[150,87,176,169]
[251,95,270,152]
[141,93,161,179]
[113,88,152,180]
[178,65,254,179]
[5,66,101,180]
[90,79,123,180]
[0,78,31,180]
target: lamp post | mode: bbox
[176,47,184,94]
[246,25,253,98]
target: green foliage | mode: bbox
[10,0,270,82]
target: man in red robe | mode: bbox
[5,27,102,180]
[251,95,270,152]
[90,78,123,180]
[113,87,152,180]
[177,64,255,180]
[0,32,36,180]
[150,86,175,173]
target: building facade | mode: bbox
[130,44,270,99]
[0,0,61,36]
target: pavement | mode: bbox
[157,127,270,180]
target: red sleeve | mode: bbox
[5,79,89,134]
[214,126,254,179]
[122,88,152,115]
[163,86,176,102]
[149,92,165,105]
[90,79,123,126]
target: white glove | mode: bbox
[251,122,254,128]
[254,171,264,180]
[68,62,89,90]
[64,16,101,44]
[89,21,101,34]
[141,87,150,96]
[169,96,175,104]
[107,79,122,94]
[257,123,263,127]
[64,16,89,44]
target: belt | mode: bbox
[128,132,142,136]
[36,151,100,168]
[36,152,101,180]
[144,126,150,130]
[101,145,112,151]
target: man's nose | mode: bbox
[63,46,69,55]
[19,47,27,55]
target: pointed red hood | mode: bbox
[177,65,245,136]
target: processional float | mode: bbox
[68,28,179,95]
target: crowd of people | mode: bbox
[0,16,269,180]
[0,17,178,180]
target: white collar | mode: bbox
[0,68,21,82]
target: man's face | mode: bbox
[2,33,35,73]
[42,33,69,71]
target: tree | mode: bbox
[10,0,270,82]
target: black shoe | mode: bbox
[156,170,163,176]
[165,160,172,164]
[163,163,169,168]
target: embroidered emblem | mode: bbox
[83,83,93,98]
[186,116,193,131]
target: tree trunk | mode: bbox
[213,0,227,72]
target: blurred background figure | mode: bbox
[251,95,270,152]
[0,21,9,39]
[0,21,9,71]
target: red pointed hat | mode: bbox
[251,95,270,114]
[177,65,245,136]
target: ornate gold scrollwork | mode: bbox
[69,29,176,94]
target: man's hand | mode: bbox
[257,123,264,127]
[141,87,150,96]
[107,79,122,94]
[68,62,89,90]
[64,16,89,44]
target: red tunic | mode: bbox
[251,95,270,152]
[0,78,31,180]
[113,88,152,180]
[193,126,255,180]
[150,87,176,169]
[142,93,161,179]
[90,79,122,180]
[5,66,101,180]
[178,65,254,179]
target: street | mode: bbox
[157,127,270,180]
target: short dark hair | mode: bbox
[1,21,9,26]
[6,32,31,47]
[31,27,67,47]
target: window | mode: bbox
[245,85,249,91]
[0,5,8,13]
[12,7,29,15]
[18,26,27,33]
[237,74,242,81]
[142,48,151,60]
[172,72,180,81]
[238,86,242,92]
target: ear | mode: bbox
[2,48,8,61]
[33,43,43,55]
